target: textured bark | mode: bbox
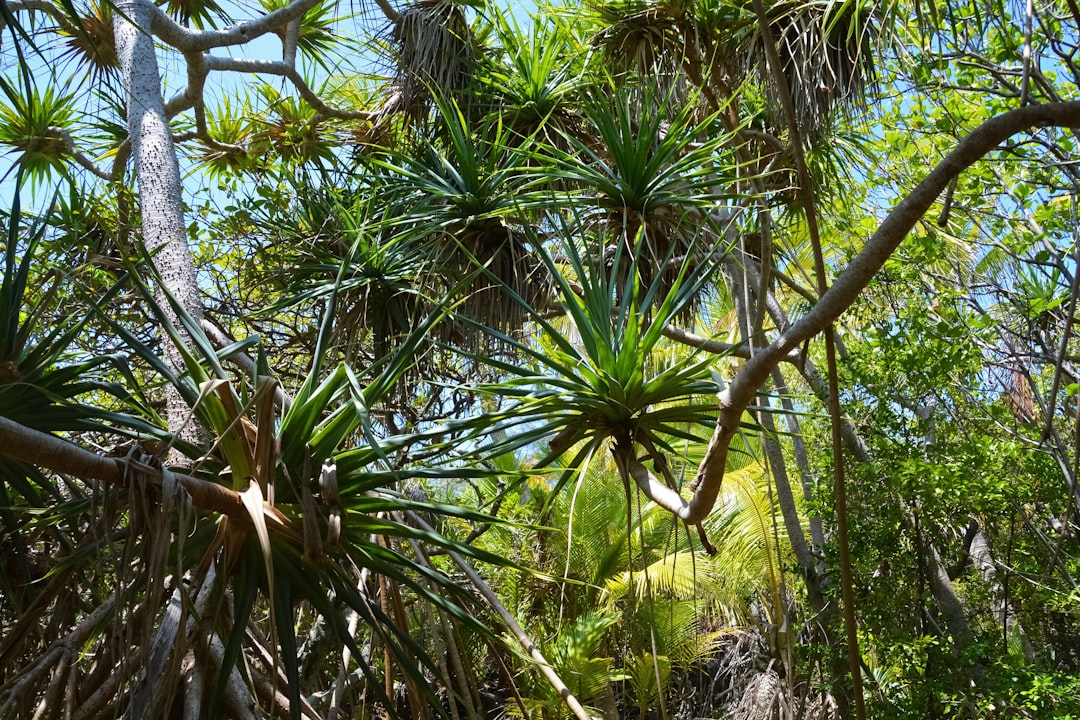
[114,0,205,443]
[144,0,321,52]
[757,398,816,588]
[915,412,982,673]
[772,368,827,571]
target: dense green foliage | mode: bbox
[1,0,1079,718]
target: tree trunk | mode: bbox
[968,521,1035,662]
[114,0,205,445]
[925,541,977,653]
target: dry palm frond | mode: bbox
[349,116,397,152]
[592,0,882,140]
[589,0,711,105]
[701,629,770,710]
[391,0,477,120]
[747,0,881,141]
[594,190,709,285]
[437,220,552,352]
[1003,362,1037,424]
[732,662,793,719]
[592,0,685,74]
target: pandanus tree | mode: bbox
[3,0,1080,717]
[0,1,576,718]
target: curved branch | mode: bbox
[372,0,401,24]
[146,0,321,53]
[731,103,1080,409]
[47,127,112,180]
[660,325,753,358]
[643,101,1080,523]
[162,50,209,119]
[203,56,376,121]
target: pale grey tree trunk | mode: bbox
[924,541,976,651]
[114,0,204,444]
[772,368,828,573]
[968,522,1035,662]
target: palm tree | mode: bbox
[5,1,1080,719]
[0,181,516,718]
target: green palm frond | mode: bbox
[484,6,592,144]
[371,94,546,337]
[196,96,264,179]
[542,610,621,704]
[0,185,158,439]
[255,83,336,165]
[157,0,228,28]
[0,185,173,713]
[625,651,672,713]
[79,88,129,155]
[62,245,517,719]
[549,461,633,589]
[604,549,724,601]
[0,77,76,185]
[51,1,119,84]
[625,599,699,660]
[544,88,738,310]
[464,216,728,486]
[702,460,791,623]
[255,172,431,363]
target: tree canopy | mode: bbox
[1,0,1079,718]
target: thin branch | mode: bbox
[660,325,752,358]
[1041,189,1080,442]
[402,509,599,720]
[1020,0,1035,106]
[162,49,214,122]
[202,56,375,121]
[372,0,401,25]
[47,126,112,180]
